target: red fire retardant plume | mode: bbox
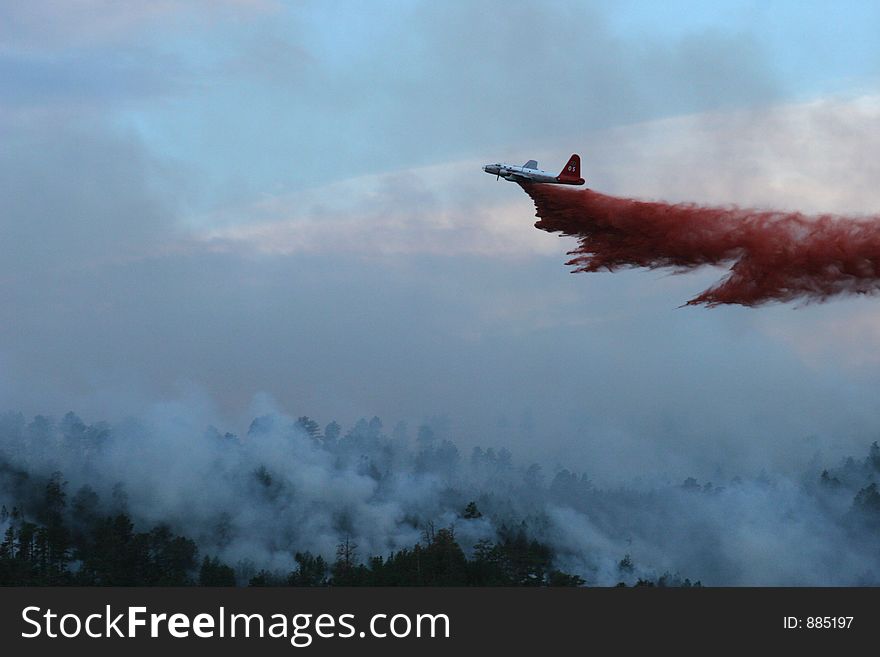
[522,184,880,306]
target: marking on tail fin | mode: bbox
[559,154,581,179]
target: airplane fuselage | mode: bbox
[482,163,561,183]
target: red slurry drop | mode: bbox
[522,184,880,307]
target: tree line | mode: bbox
[0,470,590,586]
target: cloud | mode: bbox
[758,306,880,373]
[0,1,280,53]
[194,161,559,258]
[188,94,880,263]
[0,50,187,111]
[0,113,186,282]
[589,94,880,213]
[370,1,782,157]
[0,2,286,114]
[97,0,788,194]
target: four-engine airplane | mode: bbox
[482,154,584,185]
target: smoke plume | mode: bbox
[3,406,880,586]
[524,184,880,306]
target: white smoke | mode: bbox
[2,398,879,586]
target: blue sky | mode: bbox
[4,1,880,479]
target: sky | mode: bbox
[4,0,880,481]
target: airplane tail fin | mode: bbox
[557,154,584,184]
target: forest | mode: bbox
[0,478,590,586]
[2,409,880,586]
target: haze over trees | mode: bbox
[2,409,879,586]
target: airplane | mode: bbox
[482,154,584,185]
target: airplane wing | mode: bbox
[523,160,538,170]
